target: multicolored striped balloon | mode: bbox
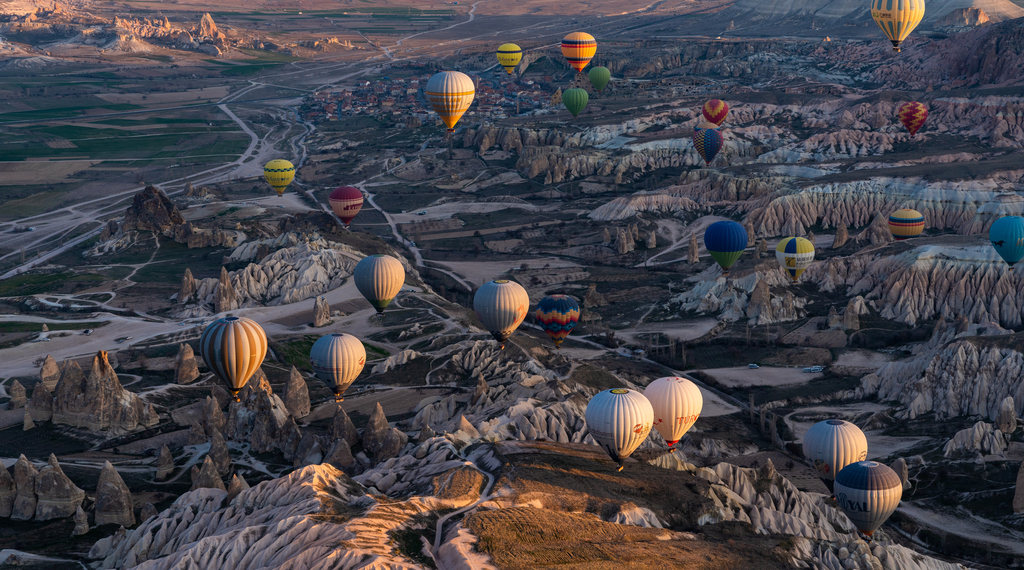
[693,123,724,165]
[898,101,927,136]
[310,333,366,402]
[199,316,268,401]
[702,99,729,126]
[425,71,475,132]
[560,32,596,73]
[775,237,815,282]
[535,295,580,349]
[888,208,924,240]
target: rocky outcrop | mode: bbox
[179,268,196,304]
[224,373,302,460]
[285,367,310,419]
[688,233,699,263]
[208,429,231,477]
[0,463,13,518]
[943,421,1007,457]
[120,186,185,234]
[8,380,25,409]
[39,355,60,391]
[215,267,237,314]
[1016,461,1024,513]
[226,474,249,503]
[324,439,354,470]
[11,455,37,521]
[95,461,134,527]
[73,505,89,536]
[52,351,158,431]
[198,12,217,37]
[934,7,989,31]
[890,457,910,491]
[189,422,206,445]
[843,296,866,330]
[23,412,33,431]
[832,223,848,248]
[35,454,85,520]
[997,396,1017,434]
[363,403,391,457]
[313,296,330,327]
[140,503,158,522]
[174,343,200,385]
[330,406,359,447]
[191,456,226,492]
[155,445,174,480]
[203,395,225,436]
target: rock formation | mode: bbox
[1015,462,1024,513]
[174,343,199,384]
[854,213,894,245]
[313,296,330,327]
[208,429,231,477]
[190,456,226,492]
[323,439,354,470]
[140,503,158,522]
[688,233,699,263]
[942,421,1006,457]
[52,352,158,431]
[189,422,206,445]
[0,462,13,517]
[155,445,173,480]
[39,355,60,391]
[744,219,755,246]
[602,227,611,244]
[120,186,185,234]
[72,505,89,536]
[832,223,848,248]
[226,474,249,503]
[35,454,85,520]
[998,396,1017,434]
[363,403,391,457]
[285,367,310,419]
[215,266,237,313]
[805,230,815,246]
[330,405,359,447]
[8,380,26,409]
[646,230,656,248]
[826,306,842,328]
[178,268,196,304]
[890,457,910,491]
[224,373,302,460]
[95,461,134,527]
[934,7,989,31]
[842,296,865,330]
[23,411,33,431]
[203,396,225,436]
[11,455,36,521]
[377,426,409,462]
[583,284,609,308]
[198,12,217,37]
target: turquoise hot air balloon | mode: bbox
[703,221,748,275]
[990,216,1024,267]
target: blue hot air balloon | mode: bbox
[703,221,748,274]
[990,216,1024,267]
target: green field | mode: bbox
[0,272,107,296]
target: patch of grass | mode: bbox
[362,341,390,359]
[274,335,318,372]
[0,272,105,296]
[0,321,106,333]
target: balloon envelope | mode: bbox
[425,71,475,132]
[888,209,924,240]
[588,66,610,92]
[310,333,366,401]
[898,102,927,136]
[834,461,903,537]
[329,186,363,226]
[354,255,405,314]
[263,159,295,196]
[871,0,924,52]
[496,43,522,74]
[474,279,529,348]
[561,32,596,73]
[585,388,653,469]
[693,126,724,165]
[562,88,589,117]
[535,294,580,349]
[702,99,729,126]
[775,237,815,282]
[989,216,1024,266]
[199,316,268,399]
[802,419,868,492]
[704,220,748,273]
[644,377,702,446]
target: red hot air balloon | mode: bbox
[898,102,928,136]
[329,186,363,227]
[702,99,729,126]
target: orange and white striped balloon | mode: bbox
[310,333,366,401]
[425,71,475,132]
[199,316,268,400]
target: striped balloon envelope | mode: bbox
[199,316,268,401]
[585,388,653,471]
[560,32,596,73]
[354,255,405,314]
[990,216,1024,266]
[775,237,815,282]
[263,159,295,196]
[562,88,589,117]
[644,377,702,446]
[329,186,363,227]
[703,220,748,274]
[693,123,724,165]
[898,102,928,136]
[871,0,925,52]
[802,419,868,493]
[702,99,729,126]
[474,279,529,349]
[496,43,522,74]
[535,294,580,349]
[425,71,475,132]
[888,208,924,240]
[310,333,366,402]
[834,461,903,538]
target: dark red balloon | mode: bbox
[329,186,363,226]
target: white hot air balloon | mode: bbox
[833,461,903,539]
[310,333,366,402]
[473,279,529,349]
[644,377,703,446]
[585,388,654,471]
[354,255,405,315]
[802,419,868,493]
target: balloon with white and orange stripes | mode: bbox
[310,333,366,402]
[199,316,268,402]
[425,71,475,133]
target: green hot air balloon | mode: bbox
[588,66,610,92]
[563,88,589,117]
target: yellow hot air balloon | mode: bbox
[496,43,522,74]
[263,159,295,197]
[775,237,815,283]
[473,279,529,349]
[354,254,405,314]
[199,316,268,401]
[871,0,925,53]
[425,71,475,132]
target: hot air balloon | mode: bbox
[561,32,596,73]
[989,216,1024,266]
[871,0,924,52]
[535,294,580,349]
[425,71,475,132]
[693,123,724,165]
[702,99,729,126]
[473,279,529,349]
[775,237,815,283]
[898,101,927,136]
[199,316,268,402]
[496,43,522,74]
[802,419,868,493]
[329,185,363,227]
[704,220,748,275]
[585,388,653,471]
[310,333,366,402]
[888,208,924,240]
[354,255,405,314]
[644,377,702,446]
[588,66,610,92]
[263,159,295,197]
[562,88,589,117]
[834,461,903,539]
